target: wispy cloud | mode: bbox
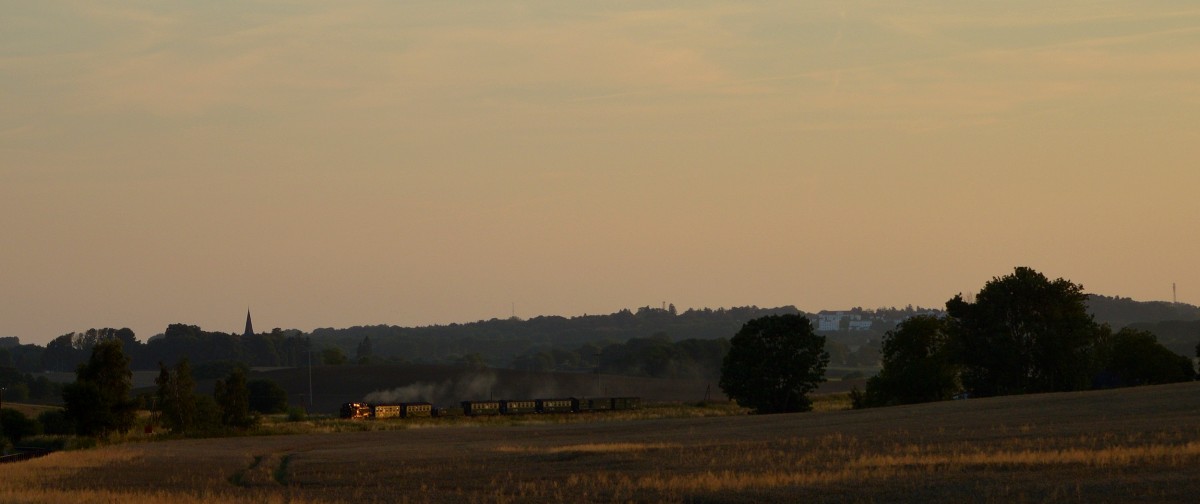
[5,1,1198,136]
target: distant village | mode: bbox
[814,307,946,333]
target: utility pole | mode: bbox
[307,337,314,412]
[594,351,603,396]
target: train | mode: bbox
[340,397,641,420]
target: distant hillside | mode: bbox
[1124,320,1200,357]
[1087,294,1200,356]
[1087,294,1200,328]
[310,305,805,366]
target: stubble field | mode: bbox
[5,382,1200,503]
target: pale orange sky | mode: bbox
[3,1,1199,345]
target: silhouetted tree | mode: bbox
[214,368,255,428]
[356,336,373,364]
[1,408,38,445]
[247,379,288,415]
[719,314,828,414]
[947,267,1102,396]
[861,315,959,407]
[41,334,85,372]
[62,339,136,438]
[1096,328,1195,387]
[243,333,280,367]
[155,358,197,433]
[321,347,347,366]
[37,409,72,435]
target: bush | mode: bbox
[4,382,30,402]
[247,379,288,414]
[1,408,40,444]
[15,435,68,451]
[37,409,72,435]
[286,407,307,422]
[192,395,223,432]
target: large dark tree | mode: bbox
[62,339,137,438]
[947,267,1102,396]
[862,315,959,406]
[719,314,829,414]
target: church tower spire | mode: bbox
[244,309,254,337]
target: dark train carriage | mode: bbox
[570,397,592,413]
[372,404,402,419]
[434,406,465,418]
[612,397,641,410]
[340,402,372,419]
[589,397,613,411]
[537,398,574,414]
[462,400,501,416]
[401,402,433,418]
[500,399,537,415]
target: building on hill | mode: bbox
[817,311,865,331]
[244,309,254,337]
[816,308,946,332]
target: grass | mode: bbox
[810,391,853,412]
[3,402,61,419]
[5,383,1200,502]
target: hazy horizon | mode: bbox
[4,1,1198,345]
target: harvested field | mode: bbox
[6,382,1200,503]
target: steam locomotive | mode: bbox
[340,397,641,419]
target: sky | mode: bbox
[3,1,1199,345]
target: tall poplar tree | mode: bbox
[155,358,197,433]
[215,368,255,428]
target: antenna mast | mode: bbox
[1173,283,1177,304]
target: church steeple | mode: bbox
[244,309,254,337]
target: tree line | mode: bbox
[509,333,731,379]
[717,267,1199,415]
[1,339,293,449]
[1,306,804,377]
[3,295,1193,380]
[34,325,313,373]
[312,305,803,367]
[856,267,1197,408]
